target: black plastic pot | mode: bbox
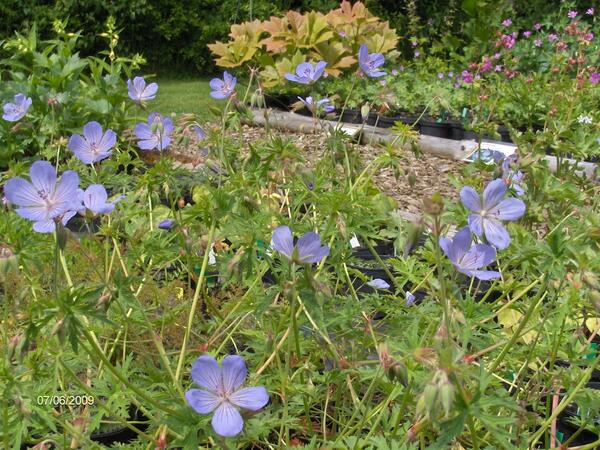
[544,148,600,164]
[65,216,101,234]
[419,119,452,139]
[448,122,465,140]
[553,421,599,448]
[553,381,600,448]
[336,108,364,124]
[295,106,312,118]
[474,279,502,303]
[366,112,421,132]
[263,93,298,111]
[367,114,396,129]
[498,126,512,143]
[352,233,427,261]
[347,265,394,294]
[90,407,148,446]
[352,239,397,261]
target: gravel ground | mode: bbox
[168,123,464,216]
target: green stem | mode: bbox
[488,286,546,374]
[79,325,186,419]
[528,354,600,447]
[433,216,451,343]
[289,263,301,359]
[59,359,155,442]
[174,223,216,383]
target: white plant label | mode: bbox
[464,141,517,164]
[208,246,217,265]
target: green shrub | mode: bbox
[209,0,399,88]
[0,19,144,167]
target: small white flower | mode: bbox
[577,115,593,124]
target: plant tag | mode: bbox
[208,246,217,265]
[349,234,361,248]
[461,107,468,118]
[256,239,265,258]
[464,141,517,164]
[585,342,598,360]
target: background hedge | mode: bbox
[0,0,596,75]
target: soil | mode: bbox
[167,123,463,216]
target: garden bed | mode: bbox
[169,123,463,215]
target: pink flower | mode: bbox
[584,32,594,41]
[461,70,474,84]
[534,39,542,47]
[548,33,558,42]
[391,69,399,76]
[590,72,600,85]
[523,31,532,38]
[493,52,501,60]
[586,8,594,15]
[481,61,493,72]
[568,10,577,19]
[534,23,542,31]
[499,34,516,49]
[501,19,512,27]
[495,65,503,72]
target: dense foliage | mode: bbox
[0,0,597,74]
[1,2,600,449]
[0,19,144,168]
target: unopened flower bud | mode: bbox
[439,379,455,414]
[156,427,168,449]
[360,104,371,121]
[582,270,599,289]
[407,169,417,187]
[423,193,444,216]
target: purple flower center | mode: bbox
[37,189,50,200]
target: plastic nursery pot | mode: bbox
[116,149,145,175]
[366,113,394,128]
[419,119,453,139]
[448,122,466,140]
[294,106,312,118]
[90,407,148,446]
[351,233,427,261]
[347,264,394,294]
[498,126,512,143]
[459,278,503,304]
[549,382,600,448]
[366,112,422,132]
[352,239,397,261]
[65,216,102,234]
[262,93,298,111]
[462,129,480,141]
[553,421,599,448]
[335,108,364,125]
[555,338,600,382]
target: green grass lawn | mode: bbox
[153,77,219,117]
